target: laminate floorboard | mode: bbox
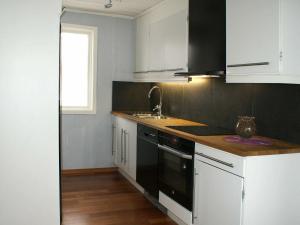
[62,172,177,225]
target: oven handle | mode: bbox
[158,144,193,160]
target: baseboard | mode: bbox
[62,167,118,176]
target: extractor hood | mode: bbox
[175,0,226,78]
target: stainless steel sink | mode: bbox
[131,113,169,120]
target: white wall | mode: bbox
[0,1,61,225]
[61,12,135,169]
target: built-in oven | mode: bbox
[158,132,195,211]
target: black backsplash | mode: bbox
[112,81,152,112]
[112,80,300,144]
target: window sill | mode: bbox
[61,107,96,115]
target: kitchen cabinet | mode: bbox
[134,0,188,82]
[194,143,300,225]
[148,8,188,72]
[148,19,165,71]
[114,117,137,180]
[112,116,118,166]
[164,10,187,71]
[135,13,151,73]
[114,117,122,168]
[194,154,244,225]
[226,0,300,84]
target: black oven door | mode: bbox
[158,144,193,211]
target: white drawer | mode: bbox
[195,143,245,177]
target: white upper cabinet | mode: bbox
[149,10,187,72]
[227,0,281,76]
[226,0,300,84]
[149,19,165,71]
[134,0,188,82]
[135,14,151,73]
[164,9,188,71]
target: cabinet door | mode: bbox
[115,118,137,179]
[194,157,244,225]
[226,0,281,75]
[115,118,124,168]
[124,120,137,180]
[164,9,188,71]
[149,9,188,72]
[112,117,118,166]
[129,121,137,180]
[124,119,137,180]
[136,15,150,72]
[122,129,129,172]
[149,19,165,71]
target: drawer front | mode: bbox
[195,143,244,177]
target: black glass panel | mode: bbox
[159,150,193,211]
[137,125,159,199]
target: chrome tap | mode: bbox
[148,86,163,117]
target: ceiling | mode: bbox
[63,0,165,17]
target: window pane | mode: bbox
[61,32,89,107]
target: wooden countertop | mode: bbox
[112,111,300,157]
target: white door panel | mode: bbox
[164,9,188,71]
[227,0,281,75]
[136,15,150,72]
[194,157,243,225]
[149,19,165,71]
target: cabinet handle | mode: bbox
[227,62,269,68]
[134,71,148,74]
[112,125,116,156]
[164,68,184,72]
[124,131,128,164]
[192,167,198,224]
[134,68,184,73]
[148,69,164,73]
[196,152,234,168]
[121,129,124,163]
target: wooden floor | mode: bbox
[62,172,177,225]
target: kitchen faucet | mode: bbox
[148,86,163,117]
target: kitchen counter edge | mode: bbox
[112,111,300,157]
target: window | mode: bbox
[60,23,97,114]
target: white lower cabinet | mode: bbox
[194,156,244,225]
[194,143,300,225]
[112,116,118,166]
[113,116,137,180]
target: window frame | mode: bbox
[60,23,98,115]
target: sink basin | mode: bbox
[131,113,169,120]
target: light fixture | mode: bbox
[104,0,112,8]
[174,71,224,82]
